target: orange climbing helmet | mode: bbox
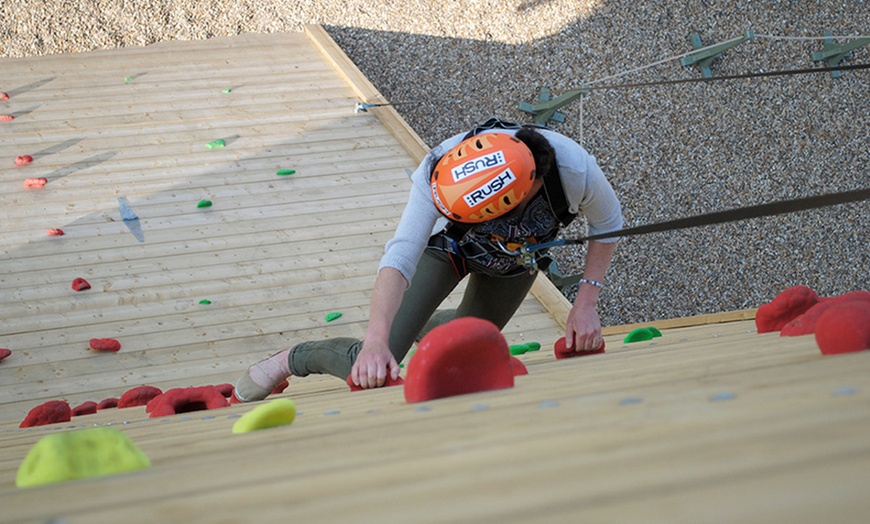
[430,132,537,224]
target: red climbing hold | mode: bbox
[72,401,99,416]
[46,228,64,236]
[0,92,8,100]
[118,386,163,408]
[23,177,47,188]
[147,386,230,418]
[781,291,870,337]
[72,277,91,291]
[755,285,820,333]
[815,301,870,355]
[509,356,528,376]
[346,373,405,392]
[20,400,72,428]
[404,317,514,403]
[0,348,11,362]
[214,383,234,397]
[553,337,606,360]
[0,114,14,121]
[15,155,33,166]
[98,397,119,409]
[89,338,121,352]
[272,380,289,395]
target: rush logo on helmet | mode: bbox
[430,133,536,224]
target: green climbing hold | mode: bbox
[206,139,225,149]
[509,342,542,355]
[124,77,133,83]
[623,327,662,344]
[197,200,213,208]
[276,169,296,176]
[325,312,342,322]
[16,427,150,488]
[222,88,232,94]
[199,299,212,305]
[232,398,296,434]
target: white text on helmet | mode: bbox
[431,181,450,215]
[451,151,506,182]
[463,169,516,208]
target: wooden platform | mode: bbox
[1,27,869,523]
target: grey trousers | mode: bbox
[288,248,538,380]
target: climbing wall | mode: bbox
[0,30,569,423]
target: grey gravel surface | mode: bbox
[1,0,867,326]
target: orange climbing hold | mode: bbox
[24,177,47,188]
[20,400,72,428]
[404,317,514,403]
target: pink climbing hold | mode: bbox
[553,337,606,360]
[46,228,64,236]
[147,386,230,418]
[815,301,870,355]
[346,373,405,392]
[72,401,99,416]
[0,114,14,121]
[118,386,163,408]
[0,92,8,100]
[71,277,91,291]
[23,177,47,188]
[755,285,820,333]
[0,348,11,362]
[20,400,72,428]
[404,317,514,403]
[15,155,33,166]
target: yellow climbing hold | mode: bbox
[232,398,297,434]
[16,427,150,488]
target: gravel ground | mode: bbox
[1,1,867,325]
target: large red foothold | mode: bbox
[72,401,99,416]
[815,301,870,355]
[0,348,11,362]
[147,386,230,418]
[346,373,405,392]
[15,155,33,166]
[554,337,606,360]
[23,177,47,188]
[118,386,163,408]
[98,397,119,409]
[20,400,72,428]
[781,291,870,337]
[509,356,528,376]
[404,317,514,403]
[89,338,121,352]
[755,285,820,333]
[214,383,234,397]
[71,278,91,291]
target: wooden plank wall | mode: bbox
[1,28,869,524]
[0,31,567,424]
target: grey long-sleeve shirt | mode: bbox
[379,128,624,284]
